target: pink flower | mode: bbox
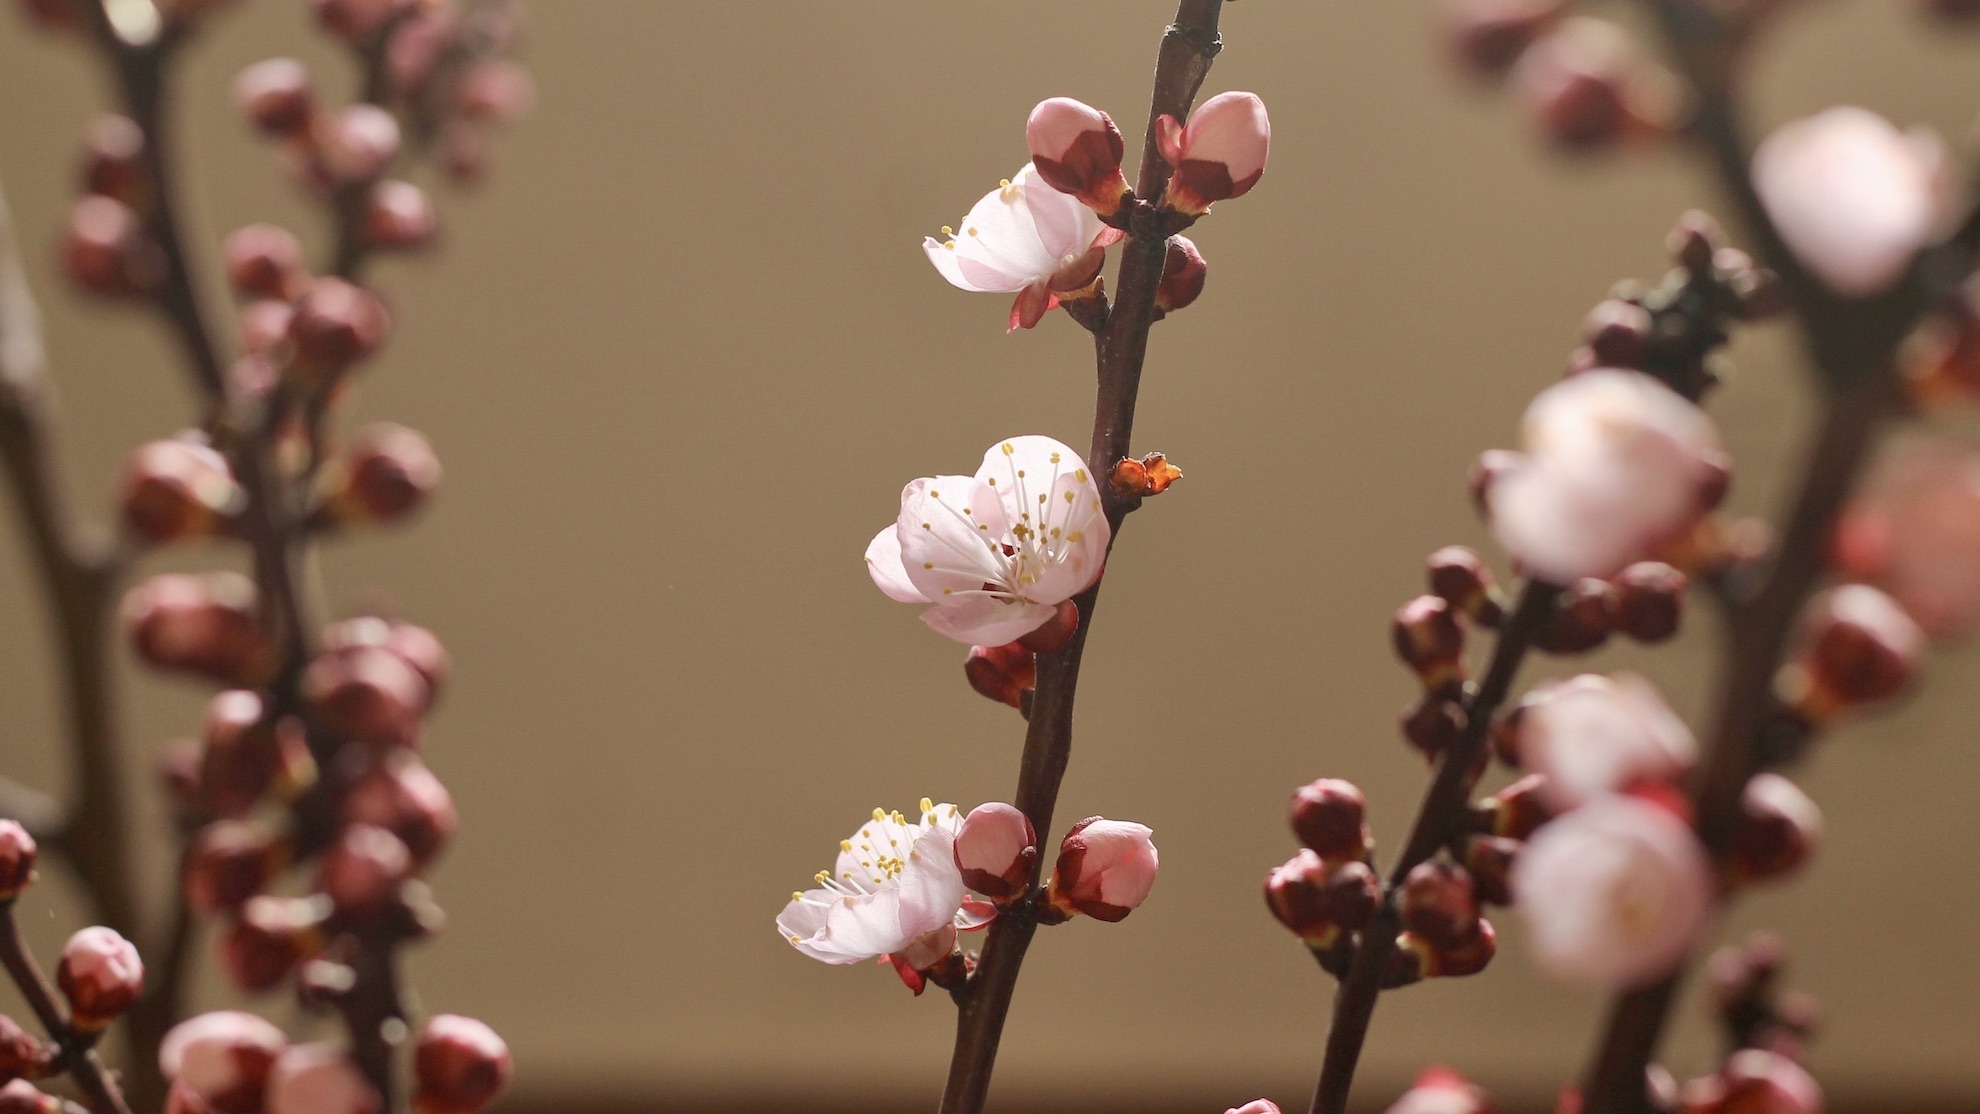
[1488,369,1724,582]
[1047,817,1159,922]
[777,800,993,966]
[1226,1103,1282,1114]
[266,1045,380,1114]
[1753,107,1956,298]
[160,1011,287,1114]
[923,164,1123,331]
[1834,434,1980,638]
[866,436,1110,646]
[954,802,1037,902]
[1155,91,1271,215]
[1026,98,1129,216]
[1516,674,1696,810]
[1384,1068,1493,1114]
[1512,795,1713,988]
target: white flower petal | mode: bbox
[898,476,1010,604]
[919,597,1056,646]
[865,525,929,604]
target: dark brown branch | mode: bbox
[0,903,135,1114]
[936,4,1225,1113]
[1307,580,1556,1114]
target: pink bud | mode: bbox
[160,1011,287,1114]
[1048,817,1158,922]
[266,1044,380,1114]
[1385,1067,1495,1114]
[1265,852,1378,945]
[1025,97,1129,216]
[953,803,1036,902]
[57,926,144,1031]
[221,896,327,992]
[363,180,438,251]
[1715,1050,1822,1114]
[1833,434,1980,638]
[288,278,391,379]
[1728,773,1821,887]
[126,572,271,683]
[318,825,413,916]
[64,195,161,297]
[1512,795,1713,988]
[1159,91,1269,216]
[1226,1103,1282,1114]
[184,821,283,915]
[0,1014,49,1083]
[322,423,442,527]
[0,822,36,899]
[303,643,432,748]
[80,115,146,206]
[122,439,243,544]
[235,60,315,137]
[319,105,401,185]
[343,754,456,867]
[412,1016,512,1114]
[1779,584,1923,723]
[223,224,307,301]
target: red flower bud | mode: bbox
[288,278,391,379]
[304,644,432,747]
[266,1044,380,1114]
[234,59,315,137]
[223,224,307,301]
[319,105,401,185]
[0,822,36,900]
[1393,595,1466,690]
[80,115,146,206]
[343,754,456,867]
[1428,546,1503,624]
[413,1016,512,1114]
[320,424,441,527]
[1398,860,1482,951]
[1155,235,1208,315]
[121,439,243,544]
[221,896,327,992]
[159,1011,286,1114]
[64,195,161,297]
[363,180,437,251]
[57,927,143,1031]
[125,573,273,684]
[1444,0,1566,80]
[1512,20,1674,152]
[963,642,1035,709]
[953,803,1036,903]
[1779,585,1923,723]
[1402,696,1466,762]
[1728,773,1820,887]
[1536,577,1614,654]
[1025,97,1130,217]
[1610,561,1687,643]
[184,822,284,915]
[0,1014,50,1085]
[1048,817,1158,922]
[1461,835,1521,906]
[1481,773,1557,839]
[1265,851,1378,945]
[318,825,413,917]
[1289,778,1369,862]
[1155,91,1270,216]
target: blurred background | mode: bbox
[1,1,1977,1111]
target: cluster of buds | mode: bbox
[156,1010,509,1114]
[1442,3,1677,152]
[1264,780,1379,961]
[63,115,164,297]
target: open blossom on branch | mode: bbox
[1753,106,1957,298]
[866,436,1109,646]
[1487,369,1724,582]
[1512,794,1713,989]
[776,800,992,966]
[1833,433,1980,638]
[1515,673,1697,810]
[922,163,1123,331]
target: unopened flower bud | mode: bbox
[1015,599,1079,654]
[1728,773,1820,887]
[1537,578,1614,654]
[184,821,283,915]
[81,115,146,206]
[0,1014,50,1084]
[1385,1067,1496,1114]
[64,195,161,296]
[1265,852,1378,945]
[1154,234,1208,315]
[1610,561,1687,642]
[1461,835,1521,905]
[1682,1050,1822,1114]
[1400,917,1498,979]
[0,1082,59,1114]
[1778,585,1923,723]
[318,824,413,917]
[1155,91,1270,216]
[454,61,534,123]
[412,1016,511,1114]
[319,105,401,185]
[363,180,437,250]
[320,423,441,527]
[1481,773,1557,839]
[222,896,327,992]
[159,1011,286,1114]
[1427,546,1503,625]
[57,927,143,1031]
[235,60,315,137]
[1225,1102,1281,1114]
[963,642,1035,709]
[1402,695,1465,762]
[239,300,296,359]
[223,224,306,301]
[1394,595,1466,690]
[288,278,390,378]
[1109,452,1183,499]
[1289,778,1369,862]
[1512,20,1674,152]
[0,822,36,899]
[1584,299,1653,369]
[1399,860,1482,950]
[953,803,1036,903]
[125,572,272,683]
[1047,817,1158,922]
[344,754,456,867]
[1025,97,1130,217]
[267,1044,381,1114]
[199,691,315,817]
[1445,0,1566,79]
[122,438,243,544]
[305,642,430,748]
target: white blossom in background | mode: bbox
[777,800,993,966]
[1754,106,1957,298]
[866,436,1109,646]
[1512,794,1714,989]
[1488,369,1724,582]
[1833,434,1980,638]
[923,163,1123,331]
[1516,673,1697,810]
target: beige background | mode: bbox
[1,0,1977,1108]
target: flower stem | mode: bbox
[1307,579,1556,1114]
[935,4,1226,1111]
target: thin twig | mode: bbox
[935,5,1225,1112]
[1308,580,1556,1114]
